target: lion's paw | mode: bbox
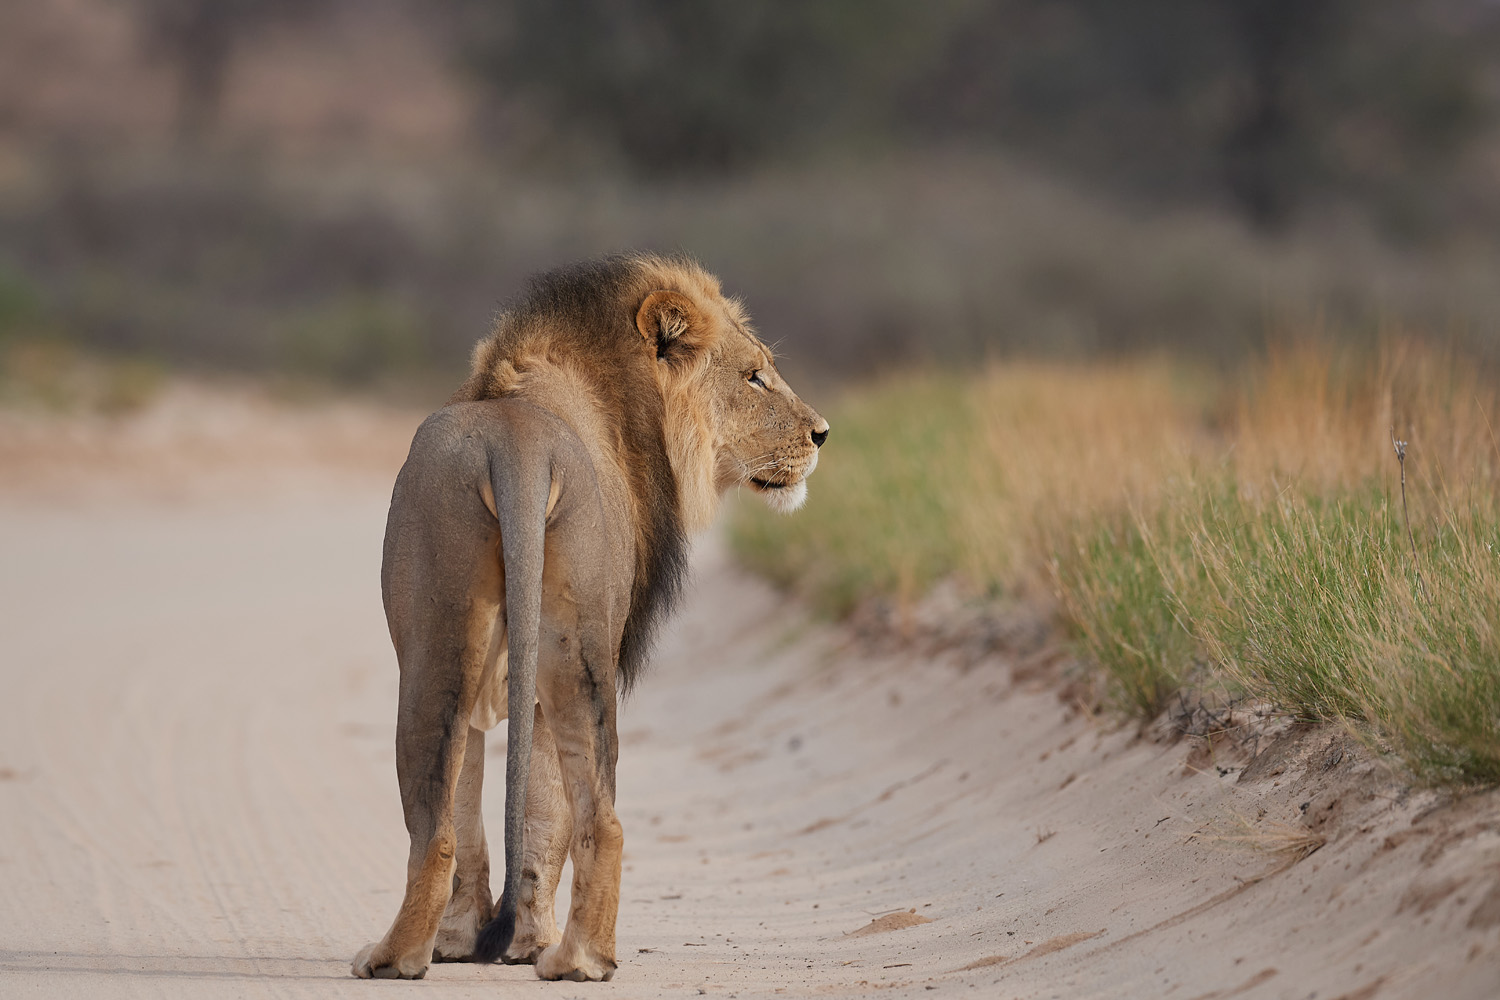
[500,933,554,966]
[352,941,429,980]
[503,901,559,965]
[535,941,616,982]
[432,900,486,962]
[431,929,475,963]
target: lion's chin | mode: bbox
[753,478,807,514]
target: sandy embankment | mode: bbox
[1,390,1498,999]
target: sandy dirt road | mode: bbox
[2,402,1499,1000]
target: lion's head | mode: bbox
[632,262,828,529]
[452,253,826,534]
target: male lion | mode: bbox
[352,254,827,981]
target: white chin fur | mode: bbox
[760,479,807,514]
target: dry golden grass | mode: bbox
[732,337,1500,784]
[1201,811,1326,864]
[963,360,1209,593]
[1212,825,1327,861]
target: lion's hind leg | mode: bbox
[354,418,501,980]
[352,686,475,980]
[501,703,572,964]
[432,725,492,961]
[534,657,623,982]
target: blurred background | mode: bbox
[3,0,1500,397]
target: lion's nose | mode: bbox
[810,425,829,448]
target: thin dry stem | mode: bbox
[1390,427,1425,598]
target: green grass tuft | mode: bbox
[1053,508,1197,717]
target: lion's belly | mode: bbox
[468,633,509,732]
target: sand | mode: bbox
[2,395,1499,999]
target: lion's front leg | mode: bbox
[502,703,572,964]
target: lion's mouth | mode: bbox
[748,470,809,513]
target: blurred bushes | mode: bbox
[0,261,164,413]
[0,157,482,382]
[7,150,1500,387]
[461,0,1498,235]
[457,0,936,176]
[0,264,51,342]
[278,293,429,384]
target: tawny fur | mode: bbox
[352,253,827,983]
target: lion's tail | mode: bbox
[472,440,550,965]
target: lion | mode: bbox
[352,253,828,981]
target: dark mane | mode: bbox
[463,253,692,694]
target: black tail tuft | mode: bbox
[472,894,517,965]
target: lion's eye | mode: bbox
[747,371,767,389]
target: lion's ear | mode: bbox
[636,290,710,364]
